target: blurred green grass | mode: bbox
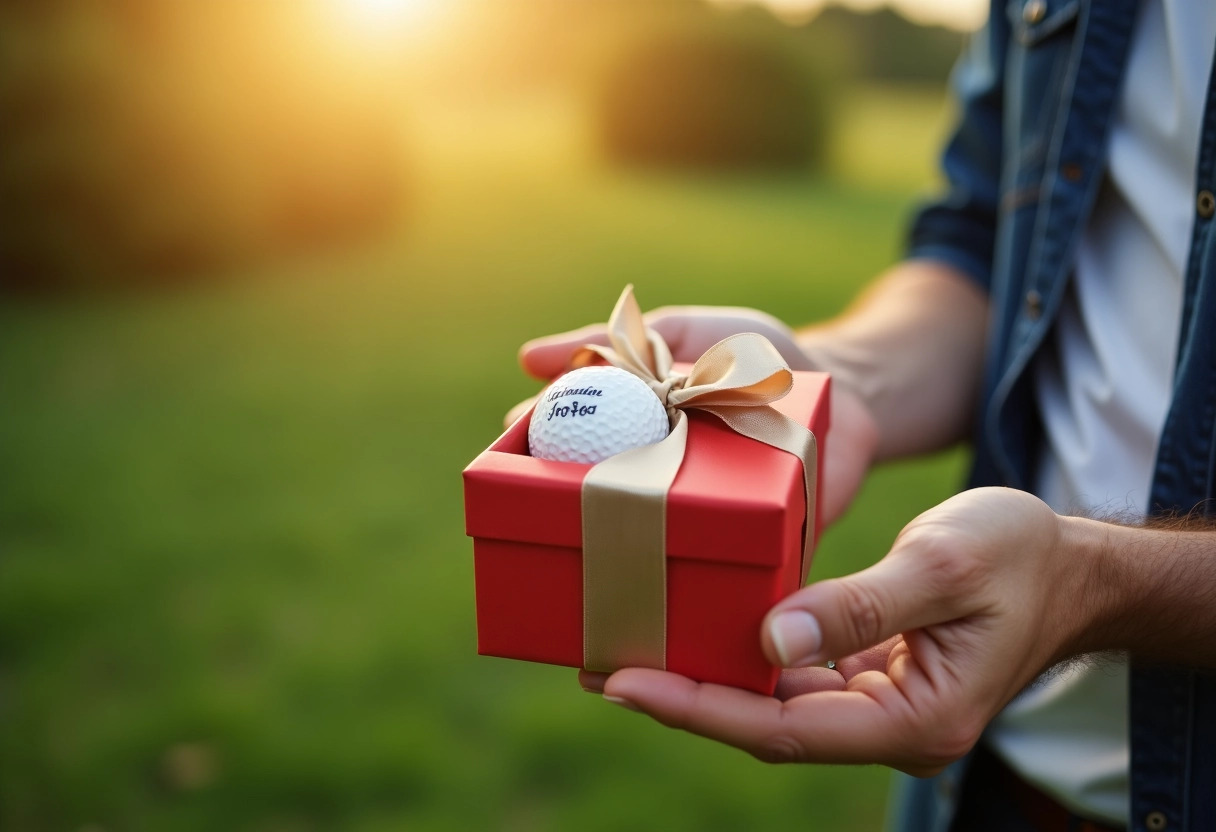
[0,83,965,832]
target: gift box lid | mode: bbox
[463,370,829,569]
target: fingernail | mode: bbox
[603,695,640,712]
[769,610,822,667]
[580,671,610,694]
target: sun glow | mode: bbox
[333,0,439,36]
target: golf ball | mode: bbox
[528,366,670,464]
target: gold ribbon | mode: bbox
[574,286,818,673]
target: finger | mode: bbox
[518,325,610,380]
[516,315,702,377]
[579,670,610,693]
[646,309,813,368]
[602,668,910,766]
[762,542,968,668]
[832,636,903,680]
[519,308,811,377]
[772,636,900,699]
[772,666,846,700]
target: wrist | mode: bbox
[1050,515,1216,663]
[1052,515,1126,660]
[796,330,870,398]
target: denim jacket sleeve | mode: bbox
[904,1,1009,291]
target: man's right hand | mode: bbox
[519,304,819,379]
[514,303,879,527]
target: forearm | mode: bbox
[1063,513,1216,667]
[796,258,989,462]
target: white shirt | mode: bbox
[986,1,1216,825]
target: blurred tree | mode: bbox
[584,0,961,176]
[804,6,964,83]
[594,8,834,173]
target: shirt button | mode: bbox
[1197,189,1215,219]
[1146,810,1168,831]
[1025,289,1043,320]
[1023,0,1047,24]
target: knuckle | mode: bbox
[899,527,985,596]
[922,544,984,595]
[751,735,808,765]
[836,580,887,647]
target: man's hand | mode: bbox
[514,303,879,527]
[513,261,989,524]
[519,304,820,380]
[589,488,1104,776]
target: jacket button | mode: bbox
[1061,163,1084,182]
[1146,810,1168,831]
[1023,0,1047,24]
[1025,289,1043,320]
[1198,189,1215,219]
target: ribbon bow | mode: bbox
[572,286,818,673]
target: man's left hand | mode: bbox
[586,487,1102,776]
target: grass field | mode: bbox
[0,83,968,831]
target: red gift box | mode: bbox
[463,370,829,695]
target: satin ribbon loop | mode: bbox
[669,333,794,410]
[577,285,818,675]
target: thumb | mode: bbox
[761,544,965,668]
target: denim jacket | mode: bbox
[893,1,1216,830]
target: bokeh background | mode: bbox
[2,0,980,829]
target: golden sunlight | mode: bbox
[346,0,414,21]
[333,0,438,34]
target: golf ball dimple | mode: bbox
[528,366,670,464]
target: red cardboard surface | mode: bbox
[463,370,830,694]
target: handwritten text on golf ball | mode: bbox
[544,384,604,421]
